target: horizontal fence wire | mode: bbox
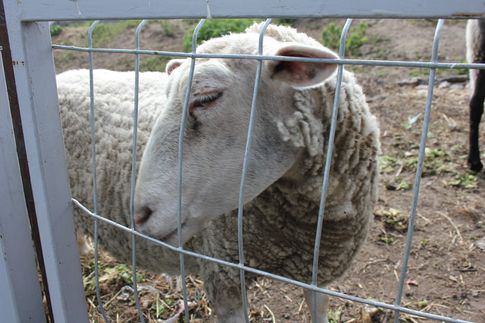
[52,43,485,70]
[57,17,478,323]
[72,198,471,323]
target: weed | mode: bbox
[321,22,369,56]
[160,21,175,37]
[385,177,412,191]
[375,208,408,233]
[140,56,171,72]
[420,239,429,249]
[381,147,455,178]
[447,172,478,189]
[409,67,468,78]
[417,299,429,309]
[273,18,297,26]
[82,259,144,296]
[50,24,63,37]
[105,264,145,285]
[377,232,396,245]
[54,51,79,66]
[87,20,141,47]
[183,19,258,52]
[380,155,399,174]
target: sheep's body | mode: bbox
[60,24,379,323]
[466,19,485,172]
[195,70,378,288]
[193,71,379,320]
[59,70,193,273]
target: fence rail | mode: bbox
[1,1,484,323]
[14,0,485,21]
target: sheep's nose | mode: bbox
[135,206,153,225]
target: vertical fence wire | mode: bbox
[177,18,206,323]
[236,18,273,323]
[392,19,445,323]
[129,19,147,323]
[47,16,477,323]
[310,18,353,322]
[87,20,110,323]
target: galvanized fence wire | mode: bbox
[392,19,445,323]
[177,19,207,323]
[310,18,352,321]
[236,18,273,322]
[86,19,110,323]
[57,18,479,323]
[131,19,147,323]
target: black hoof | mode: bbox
[468,160,484,172]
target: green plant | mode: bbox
[321,22,369,56]
[447,172,478,189]
[50,24,63,37]
[140,56,171,72]
[87,20,141,47]
[160,21,175,37]
[183,19,257,51]
[273,18,297,26]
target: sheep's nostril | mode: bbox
[135,206,153,225]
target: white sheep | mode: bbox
[60,23,380,323]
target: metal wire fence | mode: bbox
[55,18,477,323]
[1,1,484,322]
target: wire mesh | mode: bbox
[392,19,445,323]
[310,18,352,321]
[86,20,110,323]
[176,19,207,323]
[131,19,147,323]
[51,17,480,323]
[236,18,273,323]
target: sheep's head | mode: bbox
[134,31,338,245]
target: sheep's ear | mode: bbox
[266,43,338,88]
[166,59,185,75]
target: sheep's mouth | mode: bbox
[158,222,187,245]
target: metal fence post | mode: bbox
[2,2,89,322]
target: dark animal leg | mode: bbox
[469,69,485,172]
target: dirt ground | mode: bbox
[52,18,484,322]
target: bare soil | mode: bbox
[52,18,484,322]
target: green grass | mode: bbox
[86,20,141,47]
[273,18,297,26]
[160,21,175,37]
[321,22,369,56]
[409,67,468,78]
[50,24,63,37]
[140,56,171,72]
[183,19,258,51]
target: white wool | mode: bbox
[60,24,380,323]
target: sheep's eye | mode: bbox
[191,92,223,111]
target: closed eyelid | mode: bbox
[189,91,223,113]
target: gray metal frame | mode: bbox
[0,49,47,323]
[1,1,485,323]
[2,2,88,322]
[13,0,485,20]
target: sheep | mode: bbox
[60,23,380,323]
[466,19,485,172]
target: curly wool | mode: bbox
[59,69,192,274]
[59,23,379,318]
[194,66,380,292]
